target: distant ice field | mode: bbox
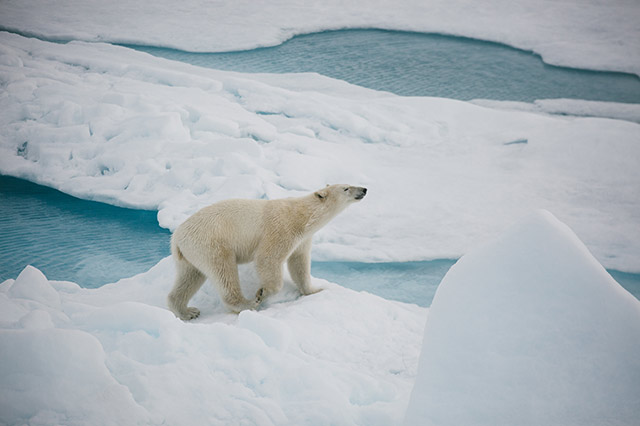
[1,0,638,76]
[128,30,640,103]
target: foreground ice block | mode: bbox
[405,210,640,426]
[0,258,426,425]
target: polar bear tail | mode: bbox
[171,236,184,261]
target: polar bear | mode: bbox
[168,184,367,319]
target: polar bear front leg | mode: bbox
[287,238,322,295]
[256,257,284,300]
[210,246,260,313]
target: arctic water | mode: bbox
[1,175,638,305]
[0,175,170,288]
[129,29,640,103]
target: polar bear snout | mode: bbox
[354,187,367,200]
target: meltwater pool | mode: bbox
[128,29,640,103]
[0,175,170,288]
[1,176,639,306]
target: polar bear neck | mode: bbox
[299,193,349,235]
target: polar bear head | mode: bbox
[314,184,367,205]
[303,184,367,232]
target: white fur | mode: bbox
[168,184,367,319]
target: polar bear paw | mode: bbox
[302,286,323,296]
[181,307,200,321]
[254,288,265,306]
[229,295,262,313]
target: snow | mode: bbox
[0,262,425,425]
[1,1,639,424]
[0,0,639,76]
[404,210,640,426]
[1,31,639,272]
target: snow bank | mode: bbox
[405,210,640,426]
[0,261,426,425]
[0,0,638,76]
[1,32,639,272]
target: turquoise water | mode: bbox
[2,175,639,306]
[0,175,170,288]
[311,260,456,306]
[313,261,640,307]
[128,29,640,103]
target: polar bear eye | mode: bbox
[343,187,349,191]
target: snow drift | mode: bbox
[405,210,640,426]
[0,261,426,425]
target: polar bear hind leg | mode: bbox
[168,256,206,320]
[169,241,261,319]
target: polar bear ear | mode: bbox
[315,189,328,200]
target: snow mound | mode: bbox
[404,210,640,426]
[0,260,426,425]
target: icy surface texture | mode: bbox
[405,210,640,426]
[0,262,425,425]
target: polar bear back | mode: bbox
[173,198,269,264]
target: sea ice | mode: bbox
[404,210,640,426]
[0,0,638,76]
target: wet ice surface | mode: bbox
[129,30,640,103]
